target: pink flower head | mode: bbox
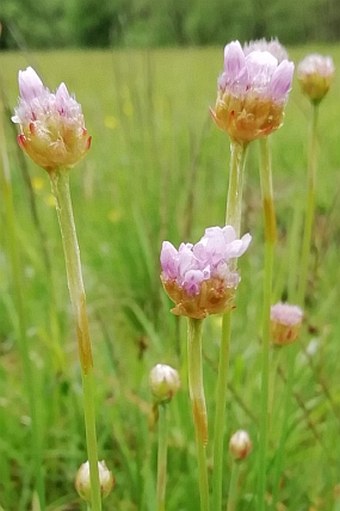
[12,67,91,172]
[297,54,335,103]
[211,40,294,144]
[160,226,251,319]
[270,302,303,346]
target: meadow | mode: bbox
[0,44,340,510]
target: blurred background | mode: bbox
[1,0,340,50]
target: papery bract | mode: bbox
[12,66,91,172]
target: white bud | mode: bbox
[229,430,252,460]
[149,364,180,403]
[75,460,114,502]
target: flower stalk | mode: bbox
[187,318,210,511]
[257,136,276,511]
[156,404,168,511]
[212,140,247,511]
[226,461,241,511]
[49,169,101,511]
[297,103,319,306]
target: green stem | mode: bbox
[226,461,241,511]
[50,170,101,511]
[257,137,276,511]
[212,312,231,511]
[211,140,247,511]
[270,346,296,510]
[187,318,210,511]
[297,103,319,306]
[0,101,45,508]
[225,141,248,236]
[156,404,168,511]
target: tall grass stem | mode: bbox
[50,169,101,511]
[0,101,45,508]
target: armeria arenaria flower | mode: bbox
[160,226,251,319]
[211,40,294,144]
[12,67,91,172]
[297,54,335,104]
[270,302,303,346]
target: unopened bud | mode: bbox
[75,460,114,502]
[229,430,252,461]
[297,54,335,104]
[149,364,180,403]
[270,302,303,346]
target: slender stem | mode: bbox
[156,404,168,511]
[226,461,241,511]
[257,137,276,511]
[270,346,295,510]
[225,141,248,236]
[211,140,247,511]
[212,312,232,510]
[187,318,210,511]
[271,104,319,509]
[211,140,248,510]
[50,169,101,511]
[0,101,45,507]
[268,348,283,436]
[297,103,319,306]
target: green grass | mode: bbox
[1,44,340,510]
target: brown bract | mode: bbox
[211,91,284,144]
[271,321,301,346]
[18,125,91,173]
[299,73,332,103]
[161,276,236,319]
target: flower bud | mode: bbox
[75,460,114,502]
[149,364,180,403]
[297,54,335,104]
[270,302,303,346]
[12,67,91,173]
[229,430,252,460]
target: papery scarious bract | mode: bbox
[160,226,251,319]
[297,54,335,104]
[12,66,91,172]
[270,302,303,346]
[211,40,294,144]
